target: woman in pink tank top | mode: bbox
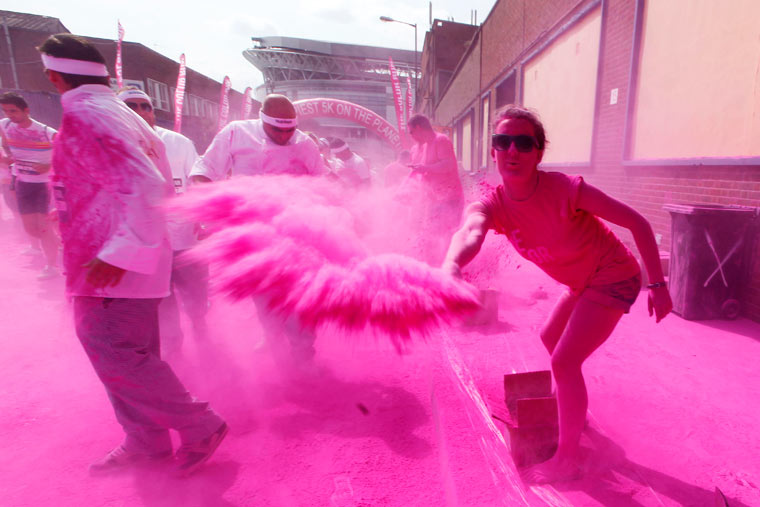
[442,105,673,484]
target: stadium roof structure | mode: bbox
[243,36,419,93]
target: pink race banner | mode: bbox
[293,98,402,151]
[388,57,408,148]
[406,75,414,124]
[242,87,252,119]
[115,21,125,89]
[217,76,231,132]
[173,53,186,132]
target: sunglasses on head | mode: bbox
[492,134,538,152]
[126,102,153,112]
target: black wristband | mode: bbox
[647,281,667,289]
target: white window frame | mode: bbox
[146,78,171,111]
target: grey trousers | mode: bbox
[74,296,223,454]
[159,252,210,353]
[253,296,316,361]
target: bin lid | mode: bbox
[662,204,759,216]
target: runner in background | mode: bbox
[329,138,371,188]
[119,87,209,357]
[0,92,60,278]
[407,114,465,265]
[190,93,325,364]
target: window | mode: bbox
[522,7,601,164]
[185,95,204,117]
[494,73,516,109]
[205,101,217,121]
[146,78,170,111]
[631,0,760,160]
[461,112,473,173]
[480,93,491,168]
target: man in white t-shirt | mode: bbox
[0,92,60,278]
[119,87,209,356]
[190,94,325,363]
[329,138,371,188]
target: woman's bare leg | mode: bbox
[525,297,624,483]
[539,290,579,355]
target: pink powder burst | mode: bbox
[171,175,481,346]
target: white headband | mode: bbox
[331,144,349,155]
[41,53,109,77]
[118,89,152,104]
[260,110,298,128]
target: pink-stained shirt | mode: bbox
[481,171,640,290]
[189,119,326,181]
[409,132,464,203]
[52,84,174,298]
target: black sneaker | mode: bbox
[173,422,228,476]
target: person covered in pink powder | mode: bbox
[407,114,465,264]
[441,105,673,483]
[39,34,227,476]
[329,138,371,188]
[190,94,326,364]
[118,87,209,357]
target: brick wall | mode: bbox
[436,35,481,126]
[0,28,60,93]
[432,0,760,321]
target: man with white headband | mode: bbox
[38,33,227,476]
[118,86,209,357]
[190,93,324,180]
[328,138,371,188]
[190,93,325,365]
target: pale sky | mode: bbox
[4,1,496,93]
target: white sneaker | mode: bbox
[21,246,40,256]
[38,265,58,279]
[89,445,172,475]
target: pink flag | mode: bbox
[388,57,408,148]
[242,87,253,119]
[115,21,125,89]
[173,54,187,132]
[406,75,414,124]
[217,76,232,132]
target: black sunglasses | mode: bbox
[492,134,538,152]
[126,102,153,112]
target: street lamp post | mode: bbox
[379,16,418,108]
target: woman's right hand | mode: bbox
[647,286,673,323]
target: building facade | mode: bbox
[0,10,256,151]
[422,0,760,321]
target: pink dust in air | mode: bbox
[170,174,481,349]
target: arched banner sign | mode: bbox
[293,98,404,151]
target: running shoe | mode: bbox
[89,445,172,475]
[173,422,229,476]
